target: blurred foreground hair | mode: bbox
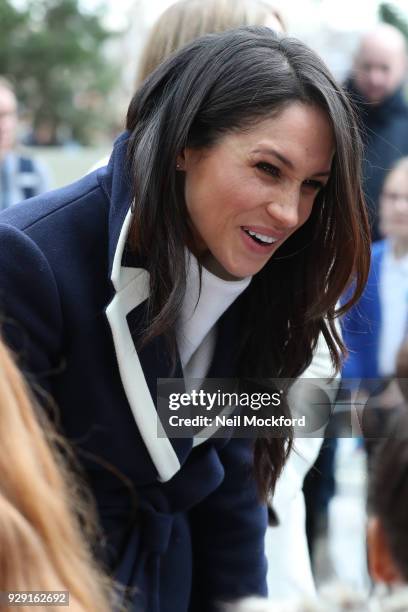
[0,339,113,611]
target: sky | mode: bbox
[80,0,408,33]
[81,0,174,30]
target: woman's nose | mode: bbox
[265,191,300,230]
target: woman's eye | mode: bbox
[303,179,324,191]
[256,162,280,177]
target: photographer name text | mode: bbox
[167,414,306,428]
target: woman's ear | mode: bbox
[176,151,186,171]
[367,516,402,584]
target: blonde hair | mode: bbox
[137,0,286,83]
[0,339,113,612]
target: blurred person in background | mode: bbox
[365,406,408,600]
[136,0,285,83]
[343,156,408,389]
[226,407,408,612]
[342,157,408,455]
[0,77,51,210]
[346,24,408,241]
[0,337,113,612]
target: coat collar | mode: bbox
[99,131,134,282]
[102,134,190,483]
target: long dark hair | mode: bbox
[126,27,370,499]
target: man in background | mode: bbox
[346,24,408,241]
[0,77,50,209]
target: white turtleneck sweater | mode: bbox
[176,253,251,381]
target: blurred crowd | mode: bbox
[1,1,408,611]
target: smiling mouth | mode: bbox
[242,228,279,246]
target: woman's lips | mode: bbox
[240,227,280,253]
[242,225,286,240]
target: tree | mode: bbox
[0,0,120,144]
[379,3,408,40]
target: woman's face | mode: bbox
[180,102,335,279]
[380,167,408,240]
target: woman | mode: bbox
[0,338,112,611]
[0,28,369,612]
[122,0,335,599]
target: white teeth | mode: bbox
[247,229,277,244]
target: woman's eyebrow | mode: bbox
[253,147,294,169]
[254,147,331,177]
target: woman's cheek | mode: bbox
[299,198,315,226]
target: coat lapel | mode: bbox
[106,210,191,483]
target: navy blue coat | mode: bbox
[0,135,267,611]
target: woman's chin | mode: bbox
[203,255,261,280]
